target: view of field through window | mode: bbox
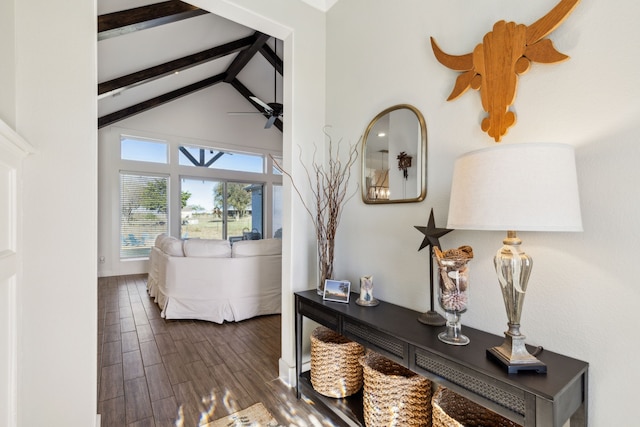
[180,178,263,241]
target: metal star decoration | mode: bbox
[414,208,453,326]
[414,208,452,252]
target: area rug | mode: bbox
[205,402,282,427]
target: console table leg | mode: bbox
[295,300,302,399]
[570,402,587,427]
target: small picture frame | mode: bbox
[323,279,351,303]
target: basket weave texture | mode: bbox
[310,327,365,398]
[432,386,522,427]
[360,352,432,427]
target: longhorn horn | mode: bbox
[430,37,473,71]
[526,0,581,45]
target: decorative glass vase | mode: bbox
[437,257,471,346]
[316,239,334,295]
[317,257,332,295]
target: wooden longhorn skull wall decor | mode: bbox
[431,0,580,142]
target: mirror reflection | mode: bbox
[361,104,427,204]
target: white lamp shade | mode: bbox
[447,143,583,232]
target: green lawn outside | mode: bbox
[121,213,258,258]
[181,213,254,240]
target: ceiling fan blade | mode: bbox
[250,96,273,113]
[264,115,278,129]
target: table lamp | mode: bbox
[446,142,582,373]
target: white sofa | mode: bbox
[147,234,281,323]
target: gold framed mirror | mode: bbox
[361,104,427,204]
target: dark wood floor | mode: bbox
[97,274,338,426]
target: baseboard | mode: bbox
[278,358,296,387]
[278,357,310,387]
[96,414,101,427]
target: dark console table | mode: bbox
[295,290,588,427]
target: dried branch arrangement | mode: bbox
[272,128,359,292]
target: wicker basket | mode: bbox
[360,352,432,427]
[432,386,522,427]
[310,326,365,398]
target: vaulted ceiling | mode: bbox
[97,0,283,132]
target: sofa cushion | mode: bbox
[155,233,168,248]
[232,238,282,257]
[183,238,231,258]
[161,236,184,257]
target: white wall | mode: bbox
[326,0,640,425]
[11,1,98,426]
[0,0,15,128]
[103,83,284,148]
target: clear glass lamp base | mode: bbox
[438,311,469,346]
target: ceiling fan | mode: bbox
[228,38,283,129]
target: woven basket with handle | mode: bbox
[310,326,365,398]
[432,386,522,427]
[360,351,432,427]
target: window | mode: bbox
[272,155,283,175]
[114,131,280,267]
[241,183,263,240]
[120,173,168,258]
[273,184,283,238]
[179,145,264,173]
[222,182,263,241]
[180,178,222,240]
[121,136,168,164]
[180,178,264,241]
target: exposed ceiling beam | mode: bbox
[228,78,270,112]
[97,20,283,132]
[259,44,283,76]
[98,35,256,97]
[223,32,271,83]
[98,0,208,41]
[229,78,283,132]
[99,75,283,132]
[98,73,226,128]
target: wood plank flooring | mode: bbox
[97,274,340,426]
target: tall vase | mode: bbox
[437,257,471,346]
[317,237,334,295]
